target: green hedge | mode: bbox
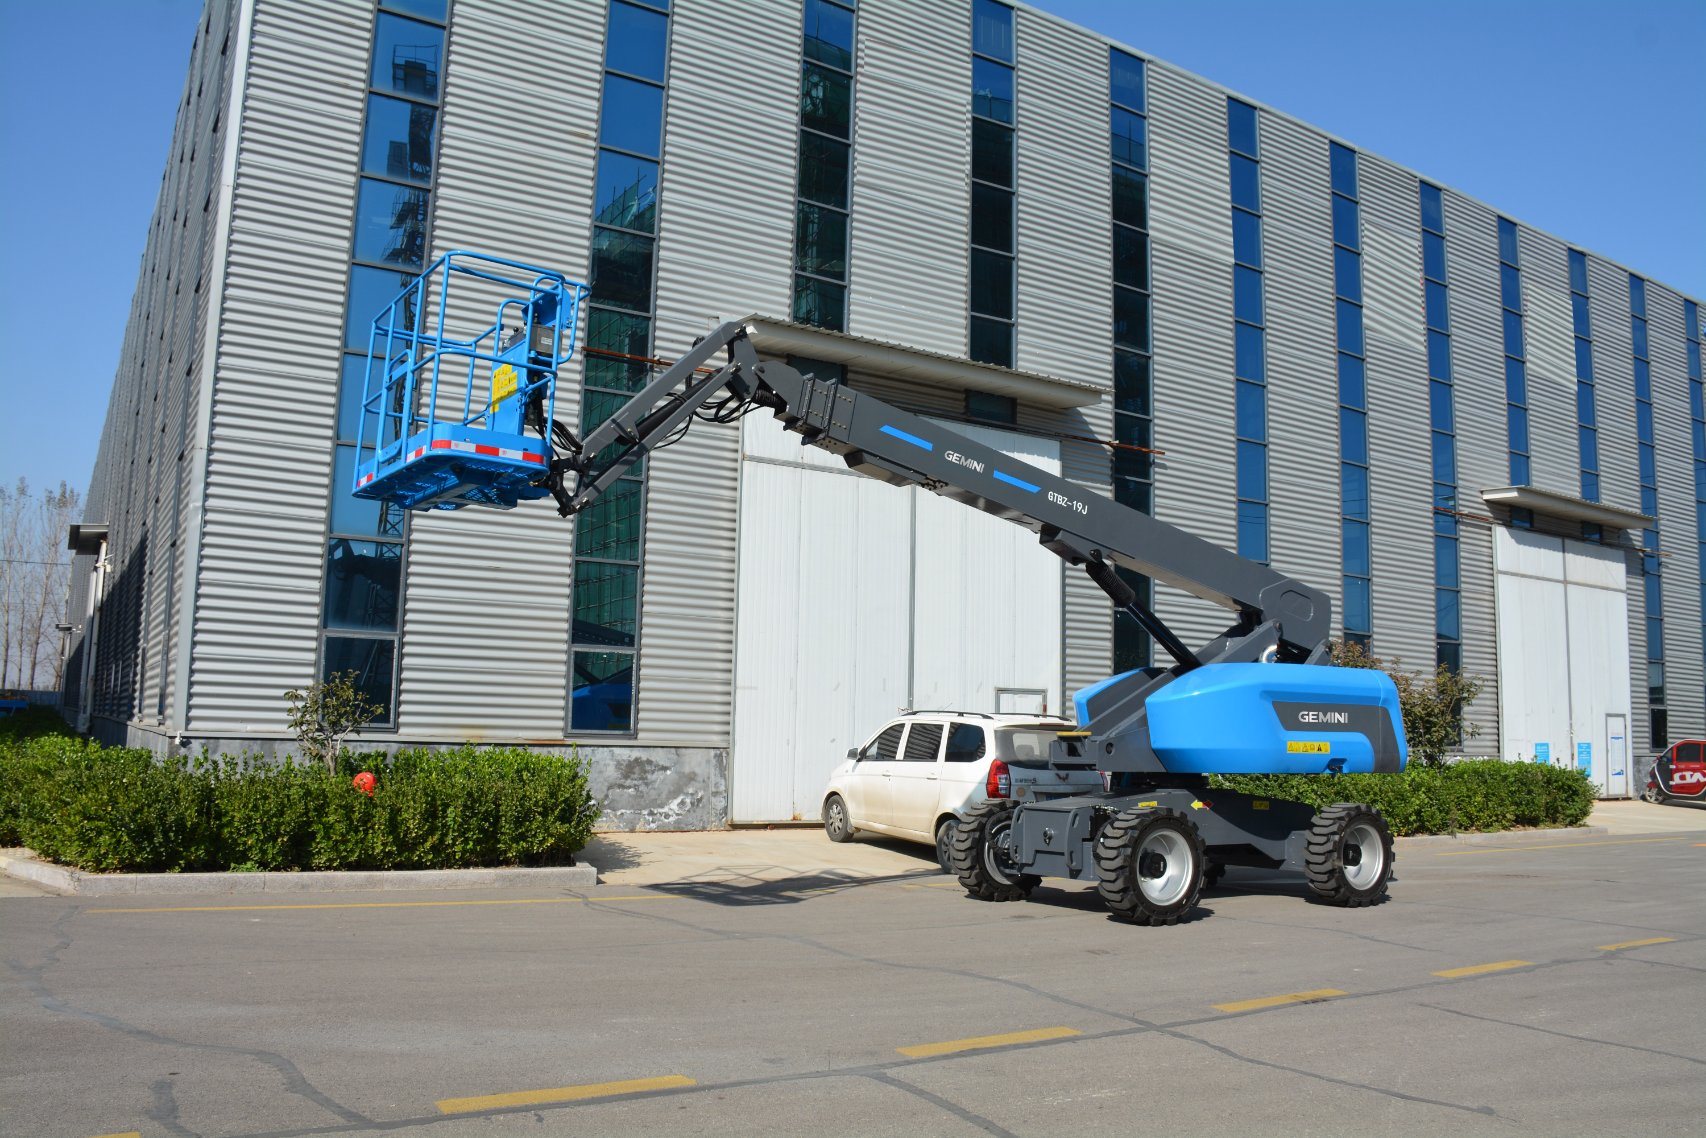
[1209,759,1596,836]
[1,718,596,872]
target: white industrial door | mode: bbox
[1493,528,1632,797]
[731,415,1062,823]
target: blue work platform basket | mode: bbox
[351,251,587,511]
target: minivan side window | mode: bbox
[862,723,906,762]
[903,722,944,762]
[945,722,986,762]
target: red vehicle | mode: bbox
[1644,740,1706,804]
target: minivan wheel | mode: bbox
[934,817,957,873]
[823,794,855,843]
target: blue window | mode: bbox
[353,178,429,268]
[1229,153,1260,211]
[801,62,852,138]
[795,202,848,276]
[1431,432,1456,484]
[973,57,1014,123]
[1234,322,1265,382]
[594,151,659,231]
[601,73,665,156]
[1422,230,1446,282]
[1505,356,1527,405]
[804,0,854,70]
[1110,49,1145,112]
[1342,520,1371,577]
[1237,441,1267,501]
[1436,588,1461,641]
[1233,265,1265,325]
[973,182,1016,252]
[1634,357,1651,400]
[570,651,634,732]
[1427,330,1452,381]
[1335,300,1364,356]
[1334,246,1362,304]
[969,314,1013,367]
[1232,208,1263,269]
[1113,285,1151,350]
[1339,353,1366,407]
[973,118,1015,187]
[1341,407,1367,465]
[1341,463,1369,520]
[1579,426,1599,471]
[1235,379,1266,441]
[1632,317,1649,359]
[1115,350,1151,415]
[1419,184,1443,232]
[1110,105,1147,168]
[607,0,669,82]
[1332,194,1359,251]
[1112,225,1149,289]
[1435,534,1460,585]
[1497,217,1519,265]
[1429,380,1454,434]
[362,94,436,183]
[1503,310,1525,358]
[1575,337,1594,382]
[1629,275,1646,316]
[1570,291,1589,331]
[798,132,850,208]
[345,264,420,351]
[1424,280,1450,332]
[973,0,1013,62]
[970,249,1014,319]
[1112,165,1146,226]
[1329,143,1357,198]
[323,637,396,725]
[1237,500,1268,562]
[1510,452,1531,486]
[1343,577,1371,634]
[1227,99,1258,158]
[1569,249,1589,293]
[1501,263,1522,311]
[323,539,403,632]
[1508,405,1529,453]
[589,228,656,311]
[372,13,443,99]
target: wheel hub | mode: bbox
[1134,827,1193,906]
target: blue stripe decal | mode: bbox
[993,469,1041,493]
[880,424,933,451]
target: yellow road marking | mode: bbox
[87,896,673,915]
[1433,959,1533,978]
[1212,988,1347,1014]
[1597,937,1677,951]
[437,1074,695,1113]
[897,1026,1080,1058]
[1436,836,1688,856]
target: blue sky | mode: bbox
[1,0,1701,505]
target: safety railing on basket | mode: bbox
[351,251,587,512]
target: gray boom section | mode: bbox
[558,321,1330,660]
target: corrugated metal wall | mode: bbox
[1146,64,1238,650]
[396,0,604,739]
[188,0,368,735]
[1649,283,1705,740]
[1359,156,1433,671]
[1256,113,1340,627]
[846,0,970,355]
[637,0,801,747]
[1012,10,1113,697]
[1519,229,1578,495]
[77,0,236,736]
[1440,190,1502,751]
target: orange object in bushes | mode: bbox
[352,771,377,796]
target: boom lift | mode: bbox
[353,252,1407,925]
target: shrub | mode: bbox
[1,716,597,872]
[283,672,382,774]
[1210,759,1596,836]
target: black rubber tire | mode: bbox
[1094,807,1205,925]
[1203,861,1226,890]
[822,793,855,843]
[934,816,958,874]
[1304,802,1394,907]
[950,800,1040,901]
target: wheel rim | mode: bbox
[1135,827,1193,906]
[983,815,1019,884]
[1342,821,1385,890]
[826,798,846,836]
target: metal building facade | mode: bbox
[68,0,1703,824]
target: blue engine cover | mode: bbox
[1143,663,1407,775]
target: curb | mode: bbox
[1395,825,1608,850]
[0,851,598,897]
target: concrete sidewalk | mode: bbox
[1587,796,1706,833]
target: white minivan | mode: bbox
[820,712,1106,870]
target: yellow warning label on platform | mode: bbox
[492,363,519,404]
[1286,741,1330,754]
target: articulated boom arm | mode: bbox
[552,321,1331,678]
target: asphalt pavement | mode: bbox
[2,806,1704,1137]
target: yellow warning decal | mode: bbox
[1137,800,1158,808]
[1190,800,1207,810]
[492,363,519,405]
[1287,740,1330,754]
[1252,800,1269,810]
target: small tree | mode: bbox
[284,671,381,774]
[1329,640,1483,767]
